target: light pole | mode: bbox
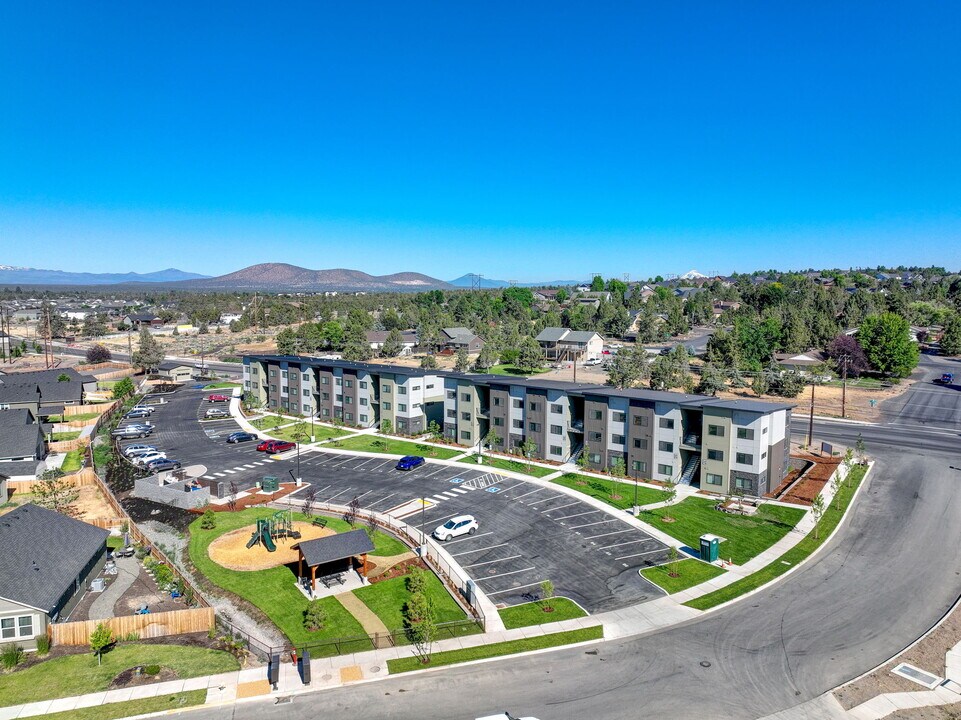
[295,441,302,486]
[420,498,427,556]
[633,472,639,516]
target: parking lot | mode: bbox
[123,387,672,613]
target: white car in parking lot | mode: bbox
[433,515,478,541]
[133,451,166,466]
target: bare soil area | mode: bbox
[885,704,961,719]
[777,454,842,506]
[208,521,335,571]
[834,599,961,710]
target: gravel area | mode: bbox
[835,597,961,710]
[885,704,961,719]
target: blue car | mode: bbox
[395,455,425,471]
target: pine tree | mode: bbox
[132,326,163,373]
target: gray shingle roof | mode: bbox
[0,368,94,385]
[0,408,35,427]
[535,327,569,343]
[0,423,43,460]
[158,361,194,371]
[299,529,375,567]
[0,504,108,613]
[0,384,41,404]
[0,460,43,478]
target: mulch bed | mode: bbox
[367,557,428,585]
[196,483,302,512]
[110,666,179,689]
[780,454,843,506]
[121,496,196,532]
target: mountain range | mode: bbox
[0,266,209,285]
[447,274,584,288]
[177,263,452,291]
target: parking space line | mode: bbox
[232,466,247,472]
[598,538,651,550]
[511,487,544,501]
[450,543,509,557]
[528,494,567,507]
[263,459,274,463]
[214,472,226,477]
[486,581,546,597]
[352,489,375,503]
[568,518,618,530]
[325,488,353,503]
[203,475,215,480]
[351,458,377,469]
[252,461,264,466]
[445,531,494,545]
[553,509,602,521]
[370,460,393,471]
[497,482,527,495]
[583,528,635,540]
[243,464,256,469]
[463,554,523,569]
[480,567,536,582]
[441,491,458,497]
[309,484,331,496]
[366,493,397,509]
[422,466,449,478]
[222,469,236,474]
[541,500,580,514]
[615,548,665,561]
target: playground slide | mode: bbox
[261,525,277,552]
[246,531,259,549]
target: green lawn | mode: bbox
[552,473,669,512]
[250,415,288,430]
[498,598,587,629]
[353,572,469,632]
[329,435,460,459]
[487,364,549,377]
[268,424,348,443]
[457,455,556,478]
[189,508,411,649]
[61,449,84,472]
[641,558,726,594]
[685,465,868,610]
[0,645,237,707]
[48,412,102,423]
[40,691,205,720]
[387,626,604,674]
[639,498,805,565]
[51,431,82,441]
[204,382,242,390]
[106,536,125,550]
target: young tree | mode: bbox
[406,566,428,595]
[520,437,538,473]
[857,312,920,378]
[483,428,499,457]
[226,481,239,512]
[427,419,442,439]
[941,313,961,357]
[454,346,471,372]
[380,328,403,358]
[112,376,135,400]
[750,372,770,397]
[365,511,378,542]
[85,343,112,364]
[811,494,826,540]
[199,508,217,530]
[419,354,438,370]
[516,337,545,374]
[663,483,678,520]
[855,434,866,464]
[380,418,393,435]
[667,545,680,578]
[343,495,360,526]
[539,579,555,612]
[474,343,498,371]
[303,599,328,631]
[301,486,318,518]
[89,622,114,665]
[132,326,163,373]
[33,469,80,516]
[404,592,436,663]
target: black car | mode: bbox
[227,431,257,444]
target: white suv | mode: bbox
[433,515,478,541]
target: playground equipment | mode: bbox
[245,509,302,552]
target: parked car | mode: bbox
[256,440,296,453]
[433,514,478,541]
[133,451,166,466]
[207,394,231,403]
[112,426,153,439]
[146,458,181,472]
[122,444,156,457]
[583,358,603,367]
[395,455,426,471]
[227,431,257,443]
[130,405,156,414]
[125,408,152,419]
[204,408,229,419]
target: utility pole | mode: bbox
[807,380,816,449]
[840,354,849,419]
[126,324,132,363]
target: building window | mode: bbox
[737,428,755,440]
[736,452,753,465]
[345,396,353,404]
[550,445,563,455]
[302,389,310,397]
[359,414,368,423]
[302,373,309,381]
[512,419,523,429]
[550,403,563,414]
[493,417,504,426]
[658,463,673,476]
[633,438,649,450]
[550,424,563,435]
[270,370,277,377]
[762,427,768,434]
[735,476,750,490]
[612,411,625,423]
[462,392,471,402]
[633,415,649,427]
[528,401,538,411]
[589,453,602,464]
[270,384,277,393]
[529,422,541,432]
[335,378,342,386]
[360,398,368,406]
[591,410,602,420]
[611,434,625,445]
[632,460,648,473]
[493,397,502,407]
[447,409,456,418]
[290,403,298,412]
[398,386,407,395]
[461,411,471,421]
[589,431,602,442]
[382,401,391,410]
[659,418,674,429]
[322,392,330,400]
[345,412,353,421]
[659,441,674,453]
[382,384,391,393]
[302,404,311,414]
[360,381,368,389]
[413,386,421,391]
[281,371,288,379]
[447,390,456,399]
[512,399,523,409]
[761,452,767,459]
[460,430,471,441]
[321,376,329,385]
[322,408,330,417]
[426,384,433,390]
[708,425,724,437]
[706,473,723,485]
[708,449,724,461]
[336,394,343,402]
[398,403,407,412]
[345,379,353,388]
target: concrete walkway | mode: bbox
[334,591,391,644]
[87,555,139,620]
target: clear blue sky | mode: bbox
[1,2,959,282]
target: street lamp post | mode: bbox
[295,442,302,486]
[420,498,427,556]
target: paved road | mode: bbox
[180,431,961,720]
[880,352,961,430]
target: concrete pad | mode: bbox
[43,697,81,714]
[71,691,108,709]
[0,707,23,720]
[16,700,53,718]
[339,665,364,683]
[126,684,161,700]
[236,679,271,698]
[181,676,210,692]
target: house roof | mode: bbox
[125,313,159,321]
[0,408,36,427]
[158,361,194,371]
[0,384,41,404]
[0,504,109,614]
[365,330,418,344]
[299,529,374,567]
[441,327,478,343]
[37,382,84,405]
[0,460,43,479]
[0,424,43,459]
[0,367,95,385]
[535,327,569,343]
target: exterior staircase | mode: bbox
[678,455,700,486]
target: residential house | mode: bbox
[440,328,485,354]
[535,327,604,361]
[0,409,45,463]
[120,313,162,328]
[774,351,830,375]
[366,330,419,356]
[712,301,741,318]
[0,504,109,650]
[157,361,195,383]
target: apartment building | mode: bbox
[244,355,792,496]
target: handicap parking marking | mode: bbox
[462,554,523,569]
[568,518,619,530]
[450,542,510,557]
[444,531,495,545]
[541,500,580,514]
[485,487,501,493]
[448,477,466,484]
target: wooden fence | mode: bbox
[50,607,214,646]
[10,467,98,493]
[64,401,119,418]
[96,368,139,381]
[48,437,90,453]
[78,361,134,372]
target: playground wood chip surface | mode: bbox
[207,521,336,571]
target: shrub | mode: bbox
[303,599,328,631]
[405,567,428,595]
[85,344,112,364]
[123,632,140,642]
[35,635,51,655]
[144,664,161,676]
[200,508,217,530]
[0,643,25,669]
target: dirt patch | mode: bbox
[834,598,961,710]
[366,551,417,579]
[110,666,179,689]
[368,557,428,584]
[199,483,303,511]
[208,521,335,571]
[779,454,842,506]
[884,704,961,719]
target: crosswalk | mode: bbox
[203,459,273,481]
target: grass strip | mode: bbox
[641,558,726,594]
[61,449,84,472]
[328,435,461,459]
[552,473,669,511]
[498,598,587,629]
[684,464,867,610]
[457,455,556,478]
[40,690,206,720]
[387,626,603,674]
